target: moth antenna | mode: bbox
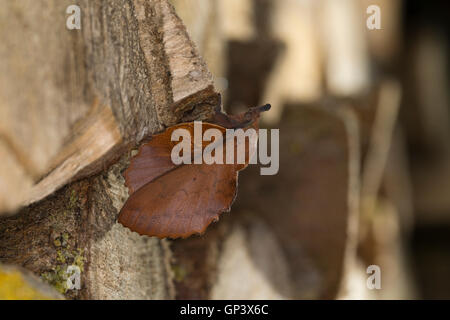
[259,104,271,112]
[245,104,272,121]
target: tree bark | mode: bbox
[0,0,219,213]
[0,0,218,299]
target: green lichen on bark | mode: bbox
[0,180,89,299]
[41,231,85,294]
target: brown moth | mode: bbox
[118,104,271,238]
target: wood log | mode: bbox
[261,0,323,125]
[171,104,361,299]
[0,0,218,299]
[0,0,219,214]
[171,0,226,90]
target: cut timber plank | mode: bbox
[0,0,218,214]
[0,0,217,299]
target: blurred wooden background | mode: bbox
[1,0,449,299]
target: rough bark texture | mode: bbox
[0,0,219,213]
[0,0,217,299]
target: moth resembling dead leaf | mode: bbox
[118,104,271,239]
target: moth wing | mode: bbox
[124,124,196,194]
[119,163,238,239]
[124,142,175,194]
